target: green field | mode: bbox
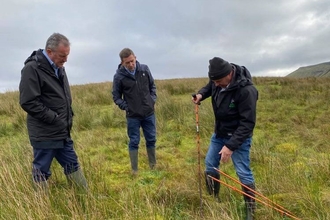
[1,77,330,219]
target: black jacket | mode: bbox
[112,61,157,118]
[198,64,258,151]
[19,49,73,142]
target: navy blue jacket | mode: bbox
[112,61,156,118]
[19,49,73,143]
[198,64,258,151]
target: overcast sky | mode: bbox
[1,0,329,93]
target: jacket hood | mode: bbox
[24,50,40,65]
[24,49,56,73]
[24,49,50,66]
[228,64,253,90]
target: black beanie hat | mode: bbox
[208,57,232,80]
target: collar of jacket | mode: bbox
[118,60,141,76]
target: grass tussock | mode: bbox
[1,77,330,219]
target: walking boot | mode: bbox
[66,169,88,191]
[242,183,256,220]
[146,147,156,170]
[129,150,139,175]
[204,171,220,202]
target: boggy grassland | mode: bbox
[1,77,330,219]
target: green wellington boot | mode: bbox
[129,150,139,175]
[66,169,88,191]
[147,147,156,170]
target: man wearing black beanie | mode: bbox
[192,57,258,220]
[208,57,232,80]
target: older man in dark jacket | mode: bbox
[19,33,87,192]
[193,57,258,220]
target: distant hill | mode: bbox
[286,61,330,77]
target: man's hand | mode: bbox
[192,93,202,105]
[219,146,233,163]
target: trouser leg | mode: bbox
[231,138,255,219]
[32,148,55,194]
[56,138,88,190]
[204,134,224,201]
[142,114,157,169]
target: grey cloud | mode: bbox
[1,0,330,92]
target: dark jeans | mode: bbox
[126,114,156,151]
[205,133,255,185]
[32,138,80,182]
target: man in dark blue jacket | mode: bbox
[19,33,87,193]
[192,57,258,219]
[112,48,157,175]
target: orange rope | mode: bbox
[208,174,301,219]
[214,167,294,216]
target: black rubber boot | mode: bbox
[204,171,220,201]
[146,147,156,170]
[129,150,139,175]
[242,183,256,220]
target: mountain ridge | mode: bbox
[286,61,330,77]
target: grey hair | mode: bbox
[45,33,70,51]
[119,48,135,61]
